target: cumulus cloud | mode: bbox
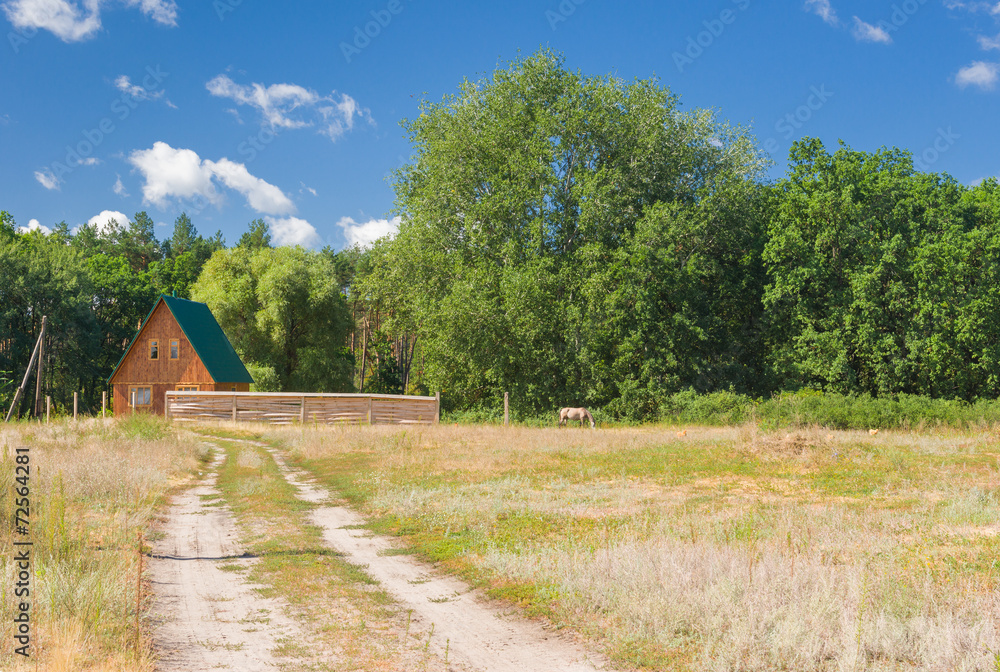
[18,218,50,235]
[336,216,400,248]
[956,60,999,88]
[128,141,295,215]
[2,0,177,42]
[265,216,322,248]
[129,142,218,209]
[205,158,295,215]
[86,209,130,234]
[206,74,371,142]
[805,0,838,25]
[852,17,892,43]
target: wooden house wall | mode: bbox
[110,301,249,416]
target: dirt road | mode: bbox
[147,447,310,671]
[149,438,615,672]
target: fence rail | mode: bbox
[165,391,440,426]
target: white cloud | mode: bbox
[336,216,400,248]
[805,0,838,25]
[128,141,295,215]
[113,174,129,197]
[956,60,1000,88]
[265,216,321,248]
[852,16,892,43]
[2,0,177,43]
[206,74,371,142]
[205,158,295,215]
[18,218,51,235]
[79,156,100,166]
[129,142,218,209]
[300,182,317,196]
[86,209,130,234]
[123,0,176,26]
[114,74,165,102]
[978,32,1000,49]
[206,75,317,129]
[34,168,60,190]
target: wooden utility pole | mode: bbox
[33,316,47,419]
[4,327,43,423]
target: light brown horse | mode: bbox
[559,407,595,429]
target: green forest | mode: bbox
[3,51,1000,421]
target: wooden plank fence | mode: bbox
[165,391,440,426]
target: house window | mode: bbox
[176,385,199,392]
[129,387,152,406]
[170,340,179,359]
[149,340,159,360]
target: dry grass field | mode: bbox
[0,415,208,671]
[2,418,998,671]
[265,423,1000,672]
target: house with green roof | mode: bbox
[108,294,253,416]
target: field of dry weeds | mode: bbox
[271,423,1000,671]
[0,416,206,671]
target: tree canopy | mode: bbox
[192,246,354,393]
[368,50,769,416]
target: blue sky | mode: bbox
[2,0,998,249]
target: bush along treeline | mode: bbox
[4,49,1000,423]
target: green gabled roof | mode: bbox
[108,295,254,384]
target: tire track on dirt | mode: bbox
[148,444,307,671]
[259,443,617,672]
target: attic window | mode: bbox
[170,340,179,359]
[149,340,159,360]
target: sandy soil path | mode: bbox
[265,446,615,672]
[147,447,306,671]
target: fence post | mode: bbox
[504,392,509,427]
[46,396,50,423]
[102,391,107,417]
[165,392,171,421]
[73,392,78,420]
[435,391,440,424]
[367,396,373,425]
[232,394,238,423]
[300,395,307,424]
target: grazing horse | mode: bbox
[559,407,595,429]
